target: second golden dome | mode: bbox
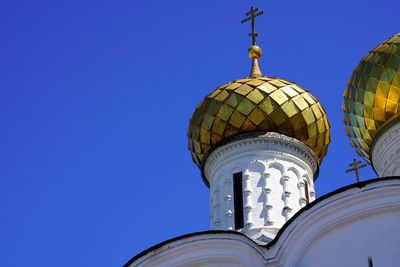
[343,33,400,162]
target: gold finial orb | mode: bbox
[248,45,262,59]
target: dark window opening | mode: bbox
[304,180,310,204]
[368,256,373,267]
[233,172,244,229]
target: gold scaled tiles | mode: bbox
[281,100,299,118]
[293,95,309,111]
[229,110,246,128]
[247,89,264,104]
[245,79,265,87]
[235,84,253,95]
[216,104,234,121]
[188,76,330,169]
[281,86,299,98]
[214,90,230,101]
[248,108,265,125]
[257,82,277,94]
[237,98,256,115]
[342,33,400,162]
[270,90,289,105]
[225,82,242,90]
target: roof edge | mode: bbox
[123,176,400,266]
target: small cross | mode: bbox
[345,158,367,183]
[241,6,264,45]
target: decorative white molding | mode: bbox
[371,121,400,177]
[203,132,318,243]
[243,172,254,229]
[298,182,307,208]
[282,175,291,221]
[127,232,267,267]
[204,132,318,181]
[211,183,221,228]
[264,172,273,226]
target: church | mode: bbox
[124,7,400,267]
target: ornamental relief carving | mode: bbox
[205,134,317,180]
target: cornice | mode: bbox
[204,132,318,183]
[125,231,266,267]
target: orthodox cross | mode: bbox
[241,6,264,45]
[345,158,367,183]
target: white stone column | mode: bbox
[211,185,221,229]
[224,177,233,230]
[308,177,316,201]
[204,132,318,244]
[298,180,307,208]
[282,174,292,221]
[243,172,254,229]
[264,172,273,226]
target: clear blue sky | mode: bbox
[0,0,398,266]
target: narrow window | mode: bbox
[233,172,244,229]
[368,256,373,267]
[304,180,310,204]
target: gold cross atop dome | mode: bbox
[241,6,264,46]
[345,158,368,183]
[241,6,264,78]
[187,7,331,182]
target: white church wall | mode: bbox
[265,178,400,267]
[297,210,400,267]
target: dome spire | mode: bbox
[241,6,264,78]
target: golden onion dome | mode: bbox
[187,75,331,169]
[343,33,400,162]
